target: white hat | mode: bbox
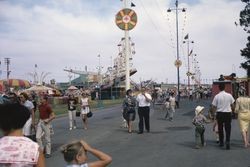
[195,106,205,115]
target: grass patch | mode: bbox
[45,99,123,116]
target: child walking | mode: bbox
[192,106,208,149]
[164,97,170,120]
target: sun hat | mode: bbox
[195,106,205,115]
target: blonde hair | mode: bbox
[60,141,85,163]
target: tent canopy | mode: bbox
[24,85,53,93]
[0,79,31,88]
[67,85,78,90]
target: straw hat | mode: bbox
[195,106,205,115]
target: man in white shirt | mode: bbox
[136,87,152,134]
[212,83,235,150]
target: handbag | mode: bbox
[76,111,81,117]
[87,111,93,118]
[122,108,128,120]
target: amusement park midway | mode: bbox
[1,0,250,167]
[0,0,247,84]
[43,98,250,167]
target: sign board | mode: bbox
[174,60,182,67]
[115,8,137,31]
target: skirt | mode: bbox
[81,106,90,115]
[238,112,250,133]
[127,112,136,121]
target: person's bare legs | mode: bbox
[82,114,88,129]
[128,121,132,133]
[245,131,250,147]
[242,131,249,148]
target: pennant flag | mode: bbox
[131,2,136,7]
[184,34,189,39]
[188,49,193,56]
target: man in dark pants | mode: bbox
[136,87,152,134]
[212,82,235,150]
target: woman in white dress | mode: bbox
[80,93,90,129]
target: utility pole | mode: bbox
[167,0,186,106]
[4,58,10,80]
[4,58,10,92]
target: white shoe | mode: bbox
[73,126,76,129]
[69,128,72,130]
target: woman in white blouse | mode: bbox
[80,93,90,130]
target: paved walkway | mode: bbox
[45,98,250,167]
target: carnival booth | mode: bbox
[0,79,31,92]
[25,84,53,94]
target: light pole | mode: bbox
[183,37,194,89]
[167,0,186,105]
[115,0,137,91]
[109,56,113,99]
[123,0,130,91]
[97,54,103,100]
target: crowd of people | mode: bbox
[0,81,250,166]
[122,82,250,151]
[0,91,112,167]
[190,82,249,150]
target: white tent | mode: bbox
[24,85,53,94]
[67,85,78,90]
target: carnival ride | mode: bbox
[64,36,137,93]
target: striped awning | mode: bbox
[0,79,31,88]
[0,84,3,92]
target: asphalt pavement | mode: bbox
[46,98,250,167]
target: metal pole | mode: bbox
[124,0,130,91]
[98,54,102,100]
[175,0,180,103]
[110,56,113,99]
[187,40,190,89]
